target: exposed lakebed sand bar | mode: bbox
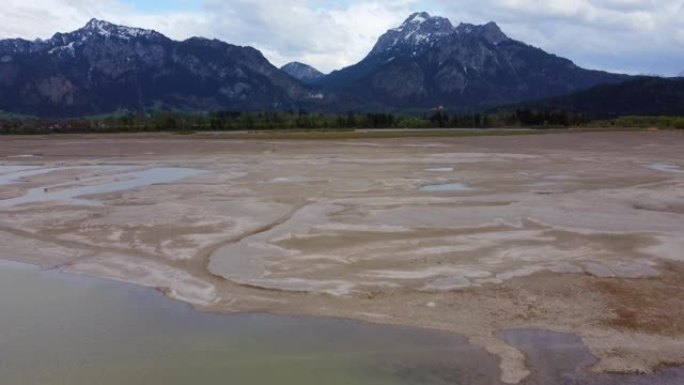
[1,131,683,383]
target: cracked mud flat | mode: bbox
[1,131,684,383]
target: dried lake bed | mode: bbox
[1,131,683,383]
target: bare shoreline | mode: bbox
[1,130,683,383]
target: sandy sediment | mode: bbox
[0,131,683,383]
[66,254,220,306]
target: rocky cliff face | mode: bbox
[322,12,629,110]
[0,19,313,117]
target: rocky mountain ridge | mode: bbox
[320,12,629,110]
[0,19,314,117]
[281,62,325,85]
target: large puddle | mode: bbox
[0,261,500,385]
[1,261,682,385]
[0,166,205,206]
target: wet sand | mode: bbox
[1,131,683,383]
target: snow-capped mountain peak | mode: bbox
[402,12,431,26]
[84,18,115,32]
[393,12,453,35]
[79,18,161,40]
[0,18,168,58]
[371,12,454,57]
[41,19,167,55]
[368,13,512,58]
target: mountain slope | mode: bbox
[281,62,324,85]
[321,12,629,111]
[509,77,684,118]
[0,19,313,117]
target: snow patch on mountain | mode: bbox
[48,41,75,56]
[408,12,428,24]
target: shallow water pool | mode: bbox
[645,163,684,173]
[419,182,473,192]
[0,167,204,206]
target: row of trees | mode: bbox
[0,109,611,135]
[609,115,684,129]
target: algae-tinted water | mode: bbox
[0,261,499,385]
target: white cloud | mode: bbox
[0,0,209,42]
[197,0,422,72]
[0,0,681,75]
[436,0,684,75]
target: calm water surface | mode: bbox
[419,182,473,192]
[0,166,204,206]
[0,261,499,385]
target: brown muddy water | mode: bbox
[0,261,682,385]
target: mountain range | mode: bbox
[0,12,671,118]
[0,19,315,117]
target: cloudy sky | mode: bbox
[1,0,682,76]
